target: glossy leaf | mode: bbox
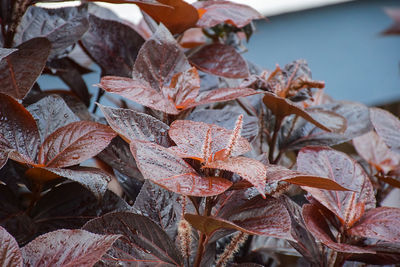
[187,109,259,142]
[370,107,400,155]
[21,229,120,267]
[194,1,263,28]
[184,214,251,236]
[348,207,400,243]
[0,38,51,99]
[297,146,376,228]
[353,131,400,173]
[132,23,190,92]
[263,92,331,131]
[136,0,198,34]
[205,157,267,197]
[169,120,251,161]
[13,5,89,58]
[39,167,111,199]
[302,204,374,254]
[99,104,169,146]
[81,14,145,77]
[83,212,183,266]
[282,101,372,150]
[38,121,116,168]
[27,95,80,142]
[0,93,40,168]
[189,43,249,78]
[132,180,185,239]
[131,140,232,196]
[265,164,351,191]
[0,226,22,267]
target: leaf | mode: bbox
[0,226,23,267]
[281,101,372,150]
[189,44,249,78]
[382,8,400,35]
[353,131,400,173]
[38,167,111,199]
[13,5,89,58]
[193,1,263,28]
[27,94,80,142]
[0,48,17,60]
[264,164,351,191]
[348,240,400,265]
[348,207,400,243]
[132,180,184,239]
[0,93,40,168]
[83,212,183,266]
[81,14,145,77]
[302,204,374,254]
[0,38,51,99]
[205,157,267,197]
[38,121,116,168]
[184,214,251,236]
[132,23,190,92]
[169,120,251,161]
[186,109,259,142]
[263,92,331,131]
[297,146,376,228]
[370,107,400,155]
[136,0,198,34]
[21,229,120,267]
[99,104,169,146]
[130,140,232,196]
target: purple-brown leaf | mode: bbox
[189,43,249,78]
[38,121,116,168]
[130,140,232,196]
[21,229,120,267]
[194,1,264,28]
[370,107,400,155]
[302,204,374,254]
[297,146,376,228]
[0,38,50,99]
[348,207,400,243]
[83,212,183,266]
[99,104,169,146]
[0,226,22,267]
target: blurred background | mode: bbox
[38,0,400,106]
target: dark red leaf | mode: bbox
[38,121,116,168]
[83,212,183,266]
[193,1,264,28]
[81,14,145,77]
[184,214,251,236]
[0,226,22,267]
[21,229,120,267]
[189,43,249,78]
[281,101,372,150]
[205,157,267,197]
[297,146,376,228]
[0,93,40,168]
[302,204,374,254]
[132,23,190,92]
[27,95,80,142]
[348,207,400,243]
[370,107,400,155]
[39,167,112,199]
[0,48,17,60]
[353,131,400,173]
[99,104,169,146]
[132,180,185,239]
[13,5,88,58]
[130,140,232,196]
[169,119,251,161]
[263,92,331,131]
[264,164,351,191]
[136,0,199,34]
[0,38,50,99]
[179,27,206,48]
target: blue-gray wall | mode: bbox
[244,0,400,105]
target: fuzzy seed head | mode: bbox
[215,232,248,267]
[225,115,243,158]
[178,219,192,259]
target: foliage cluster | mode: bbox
[1,0,400,266]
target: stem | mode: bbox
[193,233,206,267]
[92,88,105,113]
[268,117,283,163]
